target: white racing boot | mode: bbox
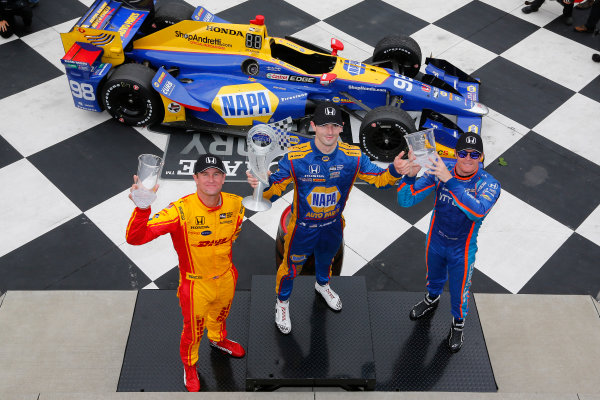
[275,298,291,334]
[315,282,342,311]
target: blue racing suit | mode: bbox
[397,161,500,320]
[263,140,402,301]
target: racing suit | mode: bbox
[263,140,402,301]
[126,192,244,366]
[397,161,500,320]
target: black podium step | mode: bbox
[118,290,249,392]
[117,277,497,392]
[368,292,497,392]
[246,275,376,391]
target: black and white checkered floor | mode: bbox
[0,0,599,297]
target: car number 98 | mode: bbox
[69,80,95,101]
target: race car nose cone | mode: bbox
[469,101,489,116]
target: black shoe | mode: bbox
[522,5,539,13]
[564,16,573,26]
[409,294,440,320]
[447,318,464,353]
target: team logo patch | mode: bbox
[290,254,307,262]
[343,60,365,76]
[196,216,205,225]
[306,186,341,213]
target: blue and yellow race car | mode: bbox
[60,0,488,162]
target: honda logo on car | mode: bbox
[206,25,243,37]
[218,90,272,117]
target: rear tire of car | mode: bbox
[101,63,164,127]
[359,106,415,162]
[151,1,195,31]
[372,35,421,78]
[275,205,344,276]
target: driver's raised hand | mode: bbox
[394,150,421,177]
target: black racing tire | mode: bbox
[359,106,415,162]
[372,34,421,78]
[101,63,163,127]
[275,205,344,276]
[151,1,195,31]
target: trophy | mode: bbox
[243,119,295,211]
[131,154,163,209]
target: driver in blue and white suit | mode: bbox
[247,102,405,334]
[396,131,500,352]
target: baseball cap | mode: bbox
[194,153,226,174]
[455,132,484,154]
[312,102,343,126]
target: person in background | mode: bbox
[0,0,33,39]
[522,0,575,25]
[574,0,600,32]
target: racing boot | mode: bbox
[183,363,200,392]
[315,282,342,311]
[447,317,465,353]
[275,298,291,334]
[409,293,440,320]
[209,338,246,358]
[521,5,539,13]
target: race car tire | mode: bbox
[275,205,344,276]
[372,35,421,78]
[151,1,195,31]
[101,63,164,127]
[359,106,415,162]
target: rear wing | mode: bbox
[60,0,152,66]
[424,58,485,135]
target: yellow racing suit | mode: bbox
[126,192,244,366]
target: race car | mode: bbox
[60,0,488,162]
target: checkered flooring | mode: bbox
[1,0,599,298]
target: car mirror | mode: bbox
[320,73,337,86]
[331,38,344,56]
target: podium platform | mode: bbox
[117,290,250,392]
[246,275,376,391]
[117,276,496,392]
[368,292,496,391]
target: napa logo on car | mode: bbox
[212,83,279,125]
[305,186,341,217]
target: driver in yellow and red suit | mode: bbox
[126,154,244,392]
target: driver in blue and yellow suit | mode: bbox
[396,131,500,353]
[247,102,406,334]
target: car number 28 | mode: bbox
[69,80,95,101]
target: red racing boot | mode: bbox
[209,338,246,358]
[183,364,200,392]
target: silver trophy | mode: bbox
[243,119,295,211]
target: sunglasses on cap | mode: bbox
[457,150,481,160]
